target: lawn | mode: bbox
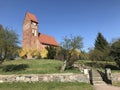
[76,60,120,72]
[0,59,119,74]
[0,59,80,74]
[113,82,120,87]
[0,82,93,90]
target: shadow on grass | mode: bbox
[2,64,29,72]
[85,62,105,68]
[105,65,120,70]
[85,62,120,70]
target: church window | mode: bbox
[34,30,37,36]
[32,29,34,33]
[32,22,37,26]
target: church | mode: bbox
[22,12,59,58]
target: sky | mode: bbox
[0,0,120,52]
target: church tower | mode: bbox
[22,12,59,59]
[22,12,39,50]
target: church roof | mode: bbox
[27,12,38,23]
[38,33,59,46]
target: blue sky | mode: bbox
[0,0,120,51]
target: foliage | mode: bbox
[0,24,19,61]
[46,46,57,59]
[18,48,48,59]
[61,35,83,59]
[0,82,93,90]
[18,49,27,58]
[39,48,48,58]
[55,47,67,61]
[61,35,83,51]
[67,49,80,67]
[110,39,120,67]
[95,32,109,51]
[89,32,110,61]
[89,49,104,61]
[60,35,83,70]
[79,51,89,60]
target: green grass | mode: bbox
[0,82,93,90]
[113,82,120,87]
[0,59,80,74]
[76,60,120,73]
[0,59,119,74]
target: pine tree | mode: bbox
[95,32,109,51]
[89,32,110,61]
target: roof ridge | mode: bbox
[39,33,59,46]
[40,33,54,37]
[26,12,38,23]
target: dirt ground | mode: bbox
[94,84,120,90]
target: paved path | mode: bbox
[94,84,120,90]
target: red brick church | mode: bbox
[22,12,59,58]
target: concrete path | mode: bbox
[94,84,120,90]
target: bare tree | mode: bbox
[60,35,83,71]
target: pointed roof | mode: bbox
[38,33,59,46]
[26,12,38,23]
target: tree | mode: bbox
[0,24,19,62]
[46,46,57,59]
[61,35,83,60]
[89,32,110,61]
[79,51,89,60]
[110,39,120,67]
[60,35,83,71]
[54,47,67,61]
[95,32,109,51]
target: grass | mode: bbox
[113,82,120,87]
[0,59,119,74]
[76,60,120,72]
[0,82,93,90]
[0,59,80,74]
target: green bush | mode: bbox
[46,46,57,59]
[110,39,120,67]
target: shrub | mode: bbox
[18,49,27,59]
[110,39,120,67]
[18,48,48,59]
[67,49,80,67]
[55,47,67,61]
[79,51,89,60]
[46,46,57,59]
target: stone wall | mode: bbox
[112,73,120,82]
[0,73,89,83]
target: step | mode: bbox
[93,77,103,81]
[93,81,106,85]
[92,70,101,77]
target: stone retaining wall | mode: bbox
[0,73,89,83]
[112,73,120,82]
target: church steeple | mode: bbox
[22,12,39,49]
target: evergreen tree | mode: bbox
[46,46,56,59]
[89,32,111,61]
[95,32,109,51]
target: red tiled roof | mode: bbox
[27,12,38,23]
[38,33,59,46]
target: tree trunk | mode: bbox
[60,60,67,72]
